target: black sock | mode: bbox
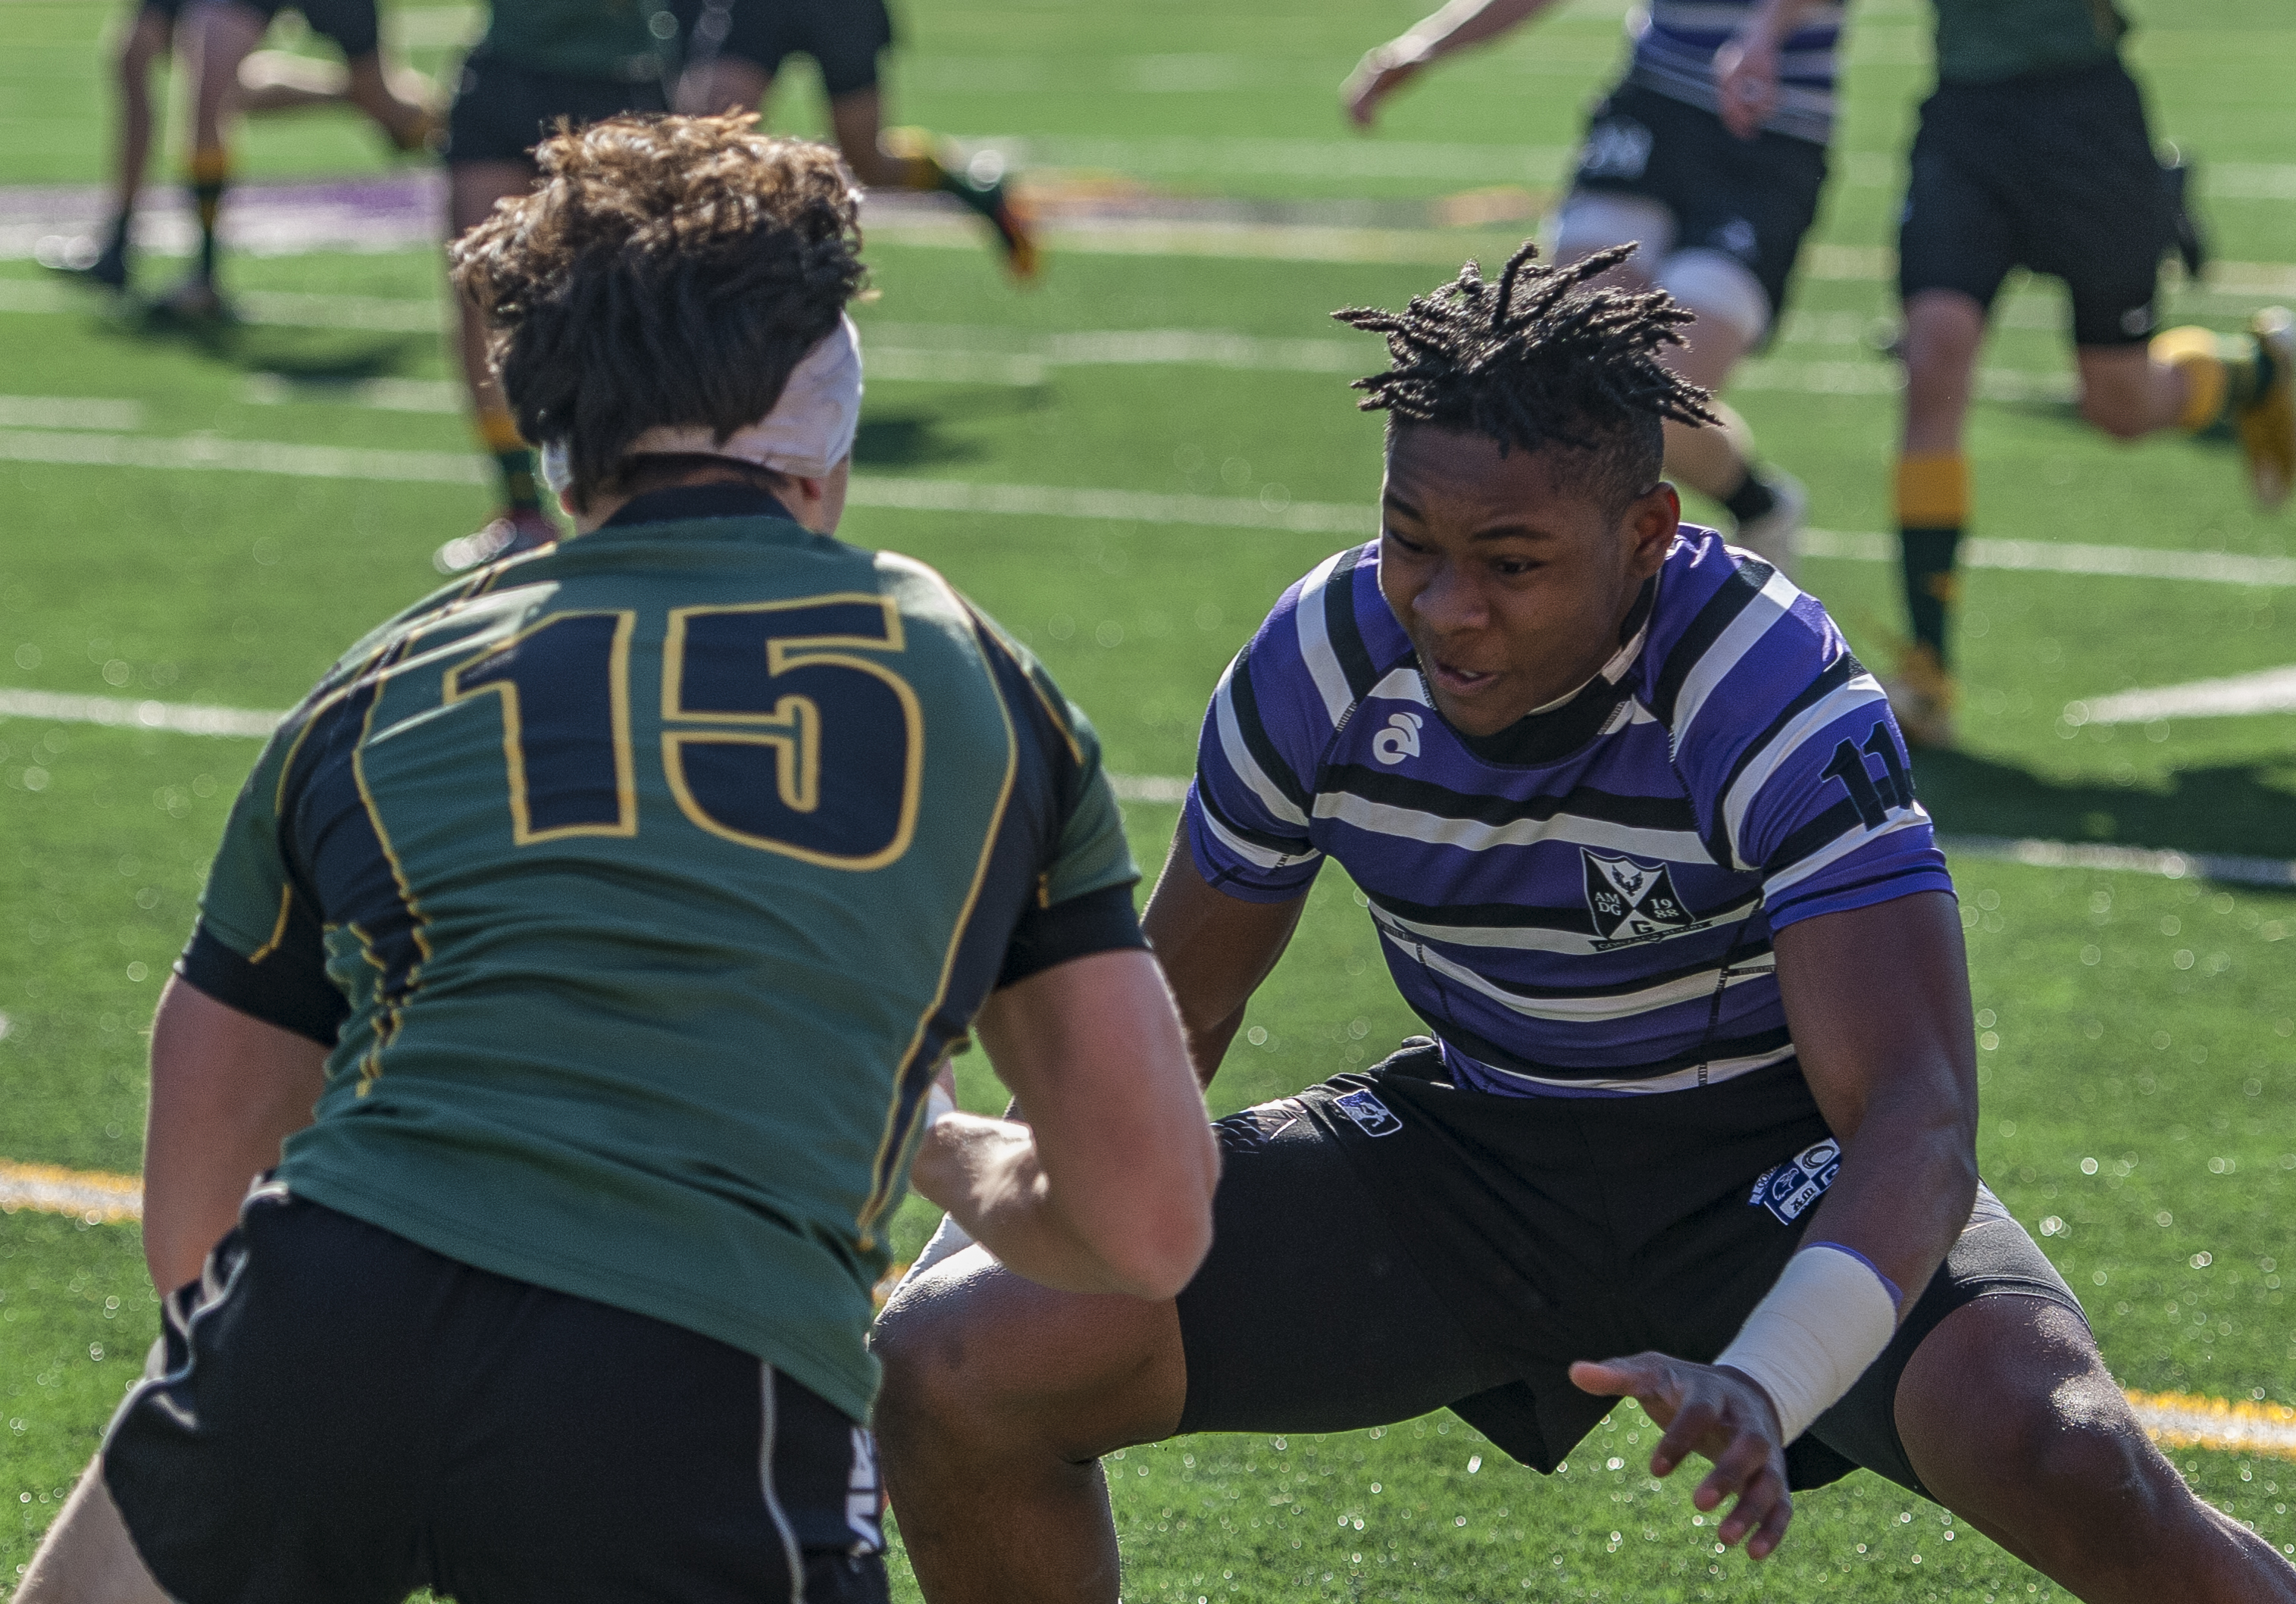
[1722,470,1778,527]
[1900,527,1963,664]
[104,211,131,258]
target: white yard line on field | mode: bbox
[2068,665,2296,727]
[3,427,2294,589]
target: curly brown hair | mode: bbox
[450,112,868,511]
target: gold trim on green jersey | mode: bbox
[855,596,1021,1249]
[246,884,297,964]
[348,640,433,1098]
[661,594,924,872]
[443,610,640,843]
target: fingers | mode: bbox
[1712,1465,1792,1558]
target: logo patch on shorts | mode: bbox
[1577,117,1653,181]
[1749,1139,1842,1224]
[1333,1087,1403,1137]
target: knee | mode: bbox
[870,1290,967,1443]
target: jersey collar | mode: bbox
[1439,578,1655,768]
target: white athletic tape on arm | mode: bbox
[1713,1243,1900,1446]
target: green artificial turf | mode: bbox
[6,0,2296,1595]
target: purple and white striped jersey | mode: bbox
[1625,0,1847,145]
[1184,529,1951,1098]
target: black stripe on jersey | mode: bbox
[1411,943,1775,1003]
[281,638,430,1084]
[1434,1015,1795,1085]
[1327,767,1699,833]
[858,611,1078,1246]
[1650,556,1775,730]
[1226,639,1315,814]
[176,905,347,1045]
[1324,546,1384,702]
[1367,889,1593,936]
[1766,863,1943,924]
[1762,797,1875,879]
[1196,769,1314,857]
[1703,651,1866,861]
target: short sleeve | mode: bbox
[174,723,349,1044]
[1663,562,1955,934]
[1180,564,1360,902]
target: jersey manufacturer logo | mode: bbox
[1577,116,1653,180]
[1711,217,1760,262]
[1581,850,1713,949]
[1821,719,1914,830]
[1371,711,1423,766]
[1749,1139,1842,1225]
[1332,1087,1403,1137]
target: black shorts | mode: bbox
[671,0,894,98]
[103,1186,889,1604]
[1174,1041,2084,1497]
[232,0,380,61]
[443,55,669,166]
[1899,60,2172,348]
[134,0,189,29]
[1569,81,1829,327]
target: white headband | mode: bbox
[540,313,864,496]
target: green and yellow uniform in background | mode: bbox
[1929,0,2126,86]
[178,489,1140,1421]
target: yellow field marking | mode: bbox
[2128,1390,2296,1461]
[0,1159,142,1224]
[7,1157,2294,1459]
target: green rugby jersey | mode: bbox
[473,0,672,83]
[178,486,1142,1421]
[1932,0,2126,85]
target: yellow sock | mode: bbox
[187,145,231,278]
[475,408,525,455]
[1893,452,1969,528]
[2152,325,2229,433]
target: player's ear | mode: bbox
[1623,481,1681,577]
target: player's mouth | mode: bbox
[1425,655,1500,695]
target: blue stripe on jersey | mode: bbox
[1626,0,1844,145]
[1184,530,1952,1098]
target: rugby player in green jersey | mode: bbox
[432,0,683,574]
[1735,0,2296,748]
[17,116,1218,1604]
[669,0,1039,282]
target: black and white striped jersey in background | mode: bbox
[1627,0,1845,145]
[1183,530,1951,1097]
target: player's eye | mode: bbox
[1382,526,1431,555]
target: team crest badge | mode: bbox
[1581,850,1711,949]
[1332,1087,1403,1137]
[1749,1140,1842,1225]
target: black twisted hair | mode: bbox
[451,111,868,511]
[1334,240,1719,513]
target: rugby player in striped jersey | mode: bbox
[875,245,2296,1602]
[1344,0,1841,574]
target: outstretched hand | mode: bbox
[1569,1353,1794,1560]
[1341,45,1422,128]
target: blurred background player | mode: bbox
[1728,0,2296,747]
[55,0,432,297]
[1344,0,1840,574]
[14,116,1215,1604]
[430,0,680,574]
[669,0,1036,282]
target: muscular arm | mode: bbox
[909,949,1218,1300]
[1773,889,1981,1310]
[1344,0,1560,127]
[1138,825,1309,1087]
[1570,889,1977,1560]
[143,975,328,1293]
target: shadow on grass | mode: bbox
[1913,747,2296,861]
[107,303,427,380]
